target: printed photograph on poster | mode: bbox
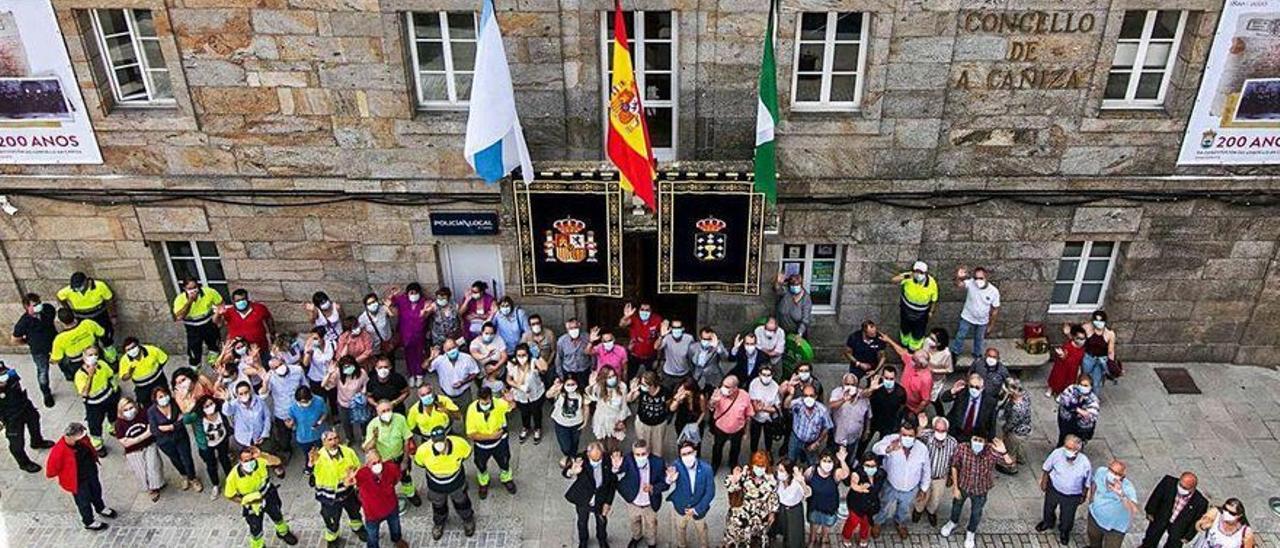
[1179,2,1280,165]
[0,1,103,164]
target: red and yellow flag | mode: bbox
[606,0,657,210]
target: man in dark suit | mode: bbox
[726,332,766,384]
[613,439,669,548]
[563,441,619,548]
[1140,472,1208,548]
[940,372,998,442]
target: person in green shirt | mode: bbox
[363,399,420,507]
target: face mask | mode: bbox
[516,355,529,363]
[298,399,311,407]
[319,301,332,310]
[1176,486,1192,496]
[798,372,811,381]
[436,298,449,307]
[681,455,696,468]
[971,441,985,453]
[433,441,447,452]
[366,302,380,313]
[753,466,767,477]
[933,431,947,441]
[235,346,247,357]
[760,374,772,384]
[744,344,757,354]
[671,328,684,338]
[777,471,789,482]
[638,311,651,321]
[126,347,141,359]
[901,436,917,448]
[157,395,171,407]
[241,460,258,473]
[531,325,543,334]
[819,461,834,473]
[606,378,618,388]
[1107,472,1123,484]
[176,379,192,392]
[568,328,581,339]
[589,458,602,468]
[85,355,99,366]
[882,380,895,390]
[204,405,218,415]
[376,368,390,379]
[420,395,434,406]
[352,327,363,335]
[499,306,512,316]
[636,456,649,467]
[482,333,494,343]
[327,446,341,456]
[479,402,493,412]
[700,340,712,349]
[788,285,802,295]
[445,349,460,360]
[564,385,578,393]
[602,341,615,351]
[1064,450,1079,460]
[408,293,421,303]
[122,408,137,420]
[343,366,356,376]
[239,394,252,404]
[913,274,926,283]
[276,365,289,376]
[802,396,816,408]
[864,465,878,475]
[968,387,982,398]
[1222,510,1240,523]
[371,462,383,474]
[1079,385,1093,395]
[985,357,998,367]
[975,279,988,289]
[720,387,732,397]
[379,412,392,423]
[234,300,250,311]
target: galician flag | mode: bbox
[606,0,657,210]
[464,0,534,183]
[754,0,779,203]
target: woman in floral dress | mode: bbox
[723,450,780,547]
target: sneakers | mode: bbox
[31,439,55,450]
[1035,521,1053,533]
[503,481,517,494]
[533,430,542,444]
[432,524,445,540]
[464,520,476,537]
[18,462,41,474]
[927,512,938,527]
[180,478,192,491]
[42,392,55,408]
[149,489,160,502]
[84,521,108,531]
[964,531,976,548]
[355,528,368,542]
[192,478,204,492]
[278,531,299,545]
[97,507,117,519]
[519,429,529,443]
[940,521,957,538]
[408,493,422,507]
[478,483,489,499]
[1059,532,1070,545]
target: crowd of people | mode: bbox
[0,266,1260,548]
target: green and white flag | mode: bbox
[753,0,779,204]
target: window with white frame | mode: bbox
[162,241,229,300]
[601,11,677,161]
[792,12,868,111]
[89,9,173,106]
[1050,241,1119,313]
[1102,10,1187,109]
[407,11,478,109]
[780,244,842,313]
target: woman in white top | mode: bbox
[1194,498,1255,548]
[357,291,395,355]
[585,367,630,448]
[773,459,810,548]
[545,376,586,466]
[505,343,547,443]
[924,328,954,416]
[748,364,782,455]
[306,291,343,343]
[302,327,337,416]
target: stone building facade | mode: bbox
[2,0,1279,365]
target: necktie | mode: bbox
[963,399,978,432]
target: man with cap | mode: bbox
[465,386,518,498]
[117,337,169,410]
[50,306,107,383]
[56,272,117,359]
[0,359,56,472]
[890,261,939,351]
[414,425,476,539]
[224,445,299,547]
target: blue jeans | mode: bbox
[364,511,402,548]
[554,422,581,458]
[787,433,818,466]
[949,318,987,358]
[30,352,51,395]
[874,485,918,526]
[1082,354,1107,395]
[949,490,988,533]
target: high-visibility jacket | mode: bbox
[172,287,223,326]
[465,399,511,449]
[224,457,271,506]
[413,435,471,491]
[50,320,104,363]
[312,445,360,499]
[56,280,113,317]
[74,363,118,404]
[118,345,168,385]
[406,396,458,436]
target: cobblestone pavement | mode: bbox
[0,354,1278,547]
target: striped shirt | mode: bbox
[921,429,958,480]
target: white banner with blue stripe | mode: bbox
[464,0,534,183]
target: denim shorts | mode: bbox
[808,510,838,527]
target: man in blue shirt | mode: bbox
[260,357,305,477]
[667,440,715,548]
[1037,435,1092,544]
[225,381,271,451]
[287,385,328,476]
[1086,459,1140,548]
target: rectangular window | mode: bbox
[89,9,173,106]
[791,12,868,111]
[407,11,478,109]
[780,243,842,314]
[162,241,229,300]
[1050,241,1118,313]
[601,11,678,161]
[1102,10,1187,109]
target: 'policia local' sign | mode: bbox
[0,0,102,164]
[429,212,499,236]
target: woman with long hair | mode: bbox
[323,355,369,445]
[114,395,165,501]
[586,367,630,451]
[773,458,810,548]
[1193,498,1255,548]
[506,343,547,443]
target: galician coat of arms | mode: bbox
[543,217,598,263]
[694,216,727,261]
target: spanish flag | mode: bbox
[606,0,657,210]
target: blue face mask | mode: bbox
[234,299,249,311]
[882,380,895,390]
[446,349,460,360]
[968,387,982,399]
[638,311,651,321]
[672,328,684,338]
[788,285,802,295]
[971,441,986,453]
[420,395,435,406]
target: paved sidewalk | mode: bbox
[0,353,1277,547]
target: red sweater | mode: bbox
[45,436,97,494]
[355,461,401,521]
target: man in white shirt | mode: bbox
[429,339,480,412]
[950,266,1001,360]
[871,422,932,540]
[752,317,786,365]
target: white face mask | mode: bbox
[602,341,615,351]
[408,293,421,303]
[744,344,757,354]
[499,306,512,316]
[1222,510,1240,523]
[157,395,171,407]
[241,460,258,473]
[239,394,252,404]
[204,405,218,415]
[721,387,733,397]
[636,456,649,467]
[901,436,917,448]
[433,441,447,452]
[1176,486,1192,496]
[122,408,137,420]
[975,279,988,289]
[681,455,696,468]
[436,298,449,307]
[760,374,773,384]
[376,368,390,379]
[531,325,543,334]
[1079,385,1093,395]
[379,412,393,423]
[798,371,811,381]
[933,431,947,441]
[371,462,383,474]
[776,471,789,482]
[366,302,380,313]
[819,461,834,473]
[275,365,288,376]
[1092,320,1106,329]
[802,396,816,408]
[985,357,998,367]
[352,327,363,335]
[126,347,141,359]
[567,328,581,339]
[84,355,99,366]
[176,379,192,392]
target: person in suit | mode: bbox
[726,332,766,384]
[613,439,670,548]
[667,440,716,548]
[939,372,997,442]
[564,441,619,548]
[1140,472,1209,548]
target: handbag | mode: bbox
[348,392,372,424]
[1105,358,1124,381]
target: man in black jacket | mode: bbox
[940,372,997,442]
[865,366,907,451]
[1140,472,1208,548]
[564,441,619,548]
[726,332,765,384]
[613,439,669,548]
[0,359,56,472]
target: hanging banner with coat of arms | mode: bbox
[657,181,765,295]
[514,180,623,297]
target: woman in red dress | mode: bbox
[1046,324,1087,397]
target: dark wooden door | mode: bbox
[586,232,697,337]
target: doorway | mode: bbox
[587,232,697,334]
[439,244,504,297]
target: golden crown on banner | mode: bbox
[695,216,727,233]
[553,217,587,234]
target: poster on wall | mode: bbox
[1179,1,1280,165]
[0,0,102,164]
[513,180,623,297]
[657,181,764,295]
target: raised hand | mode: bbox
[991,438,1006,453]
[728,466,743,483]
[733,334,743,348]
[303,302,315,312]
[569,457,584,476]
[590,326,601,340]
[951,379,966,394]
[836,445,848,462]
[623,303,635,318]
[956,266,969,279]
[665,465,678,483]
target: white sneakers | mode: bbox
[965,531,976,548]
[940,521,956,537]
